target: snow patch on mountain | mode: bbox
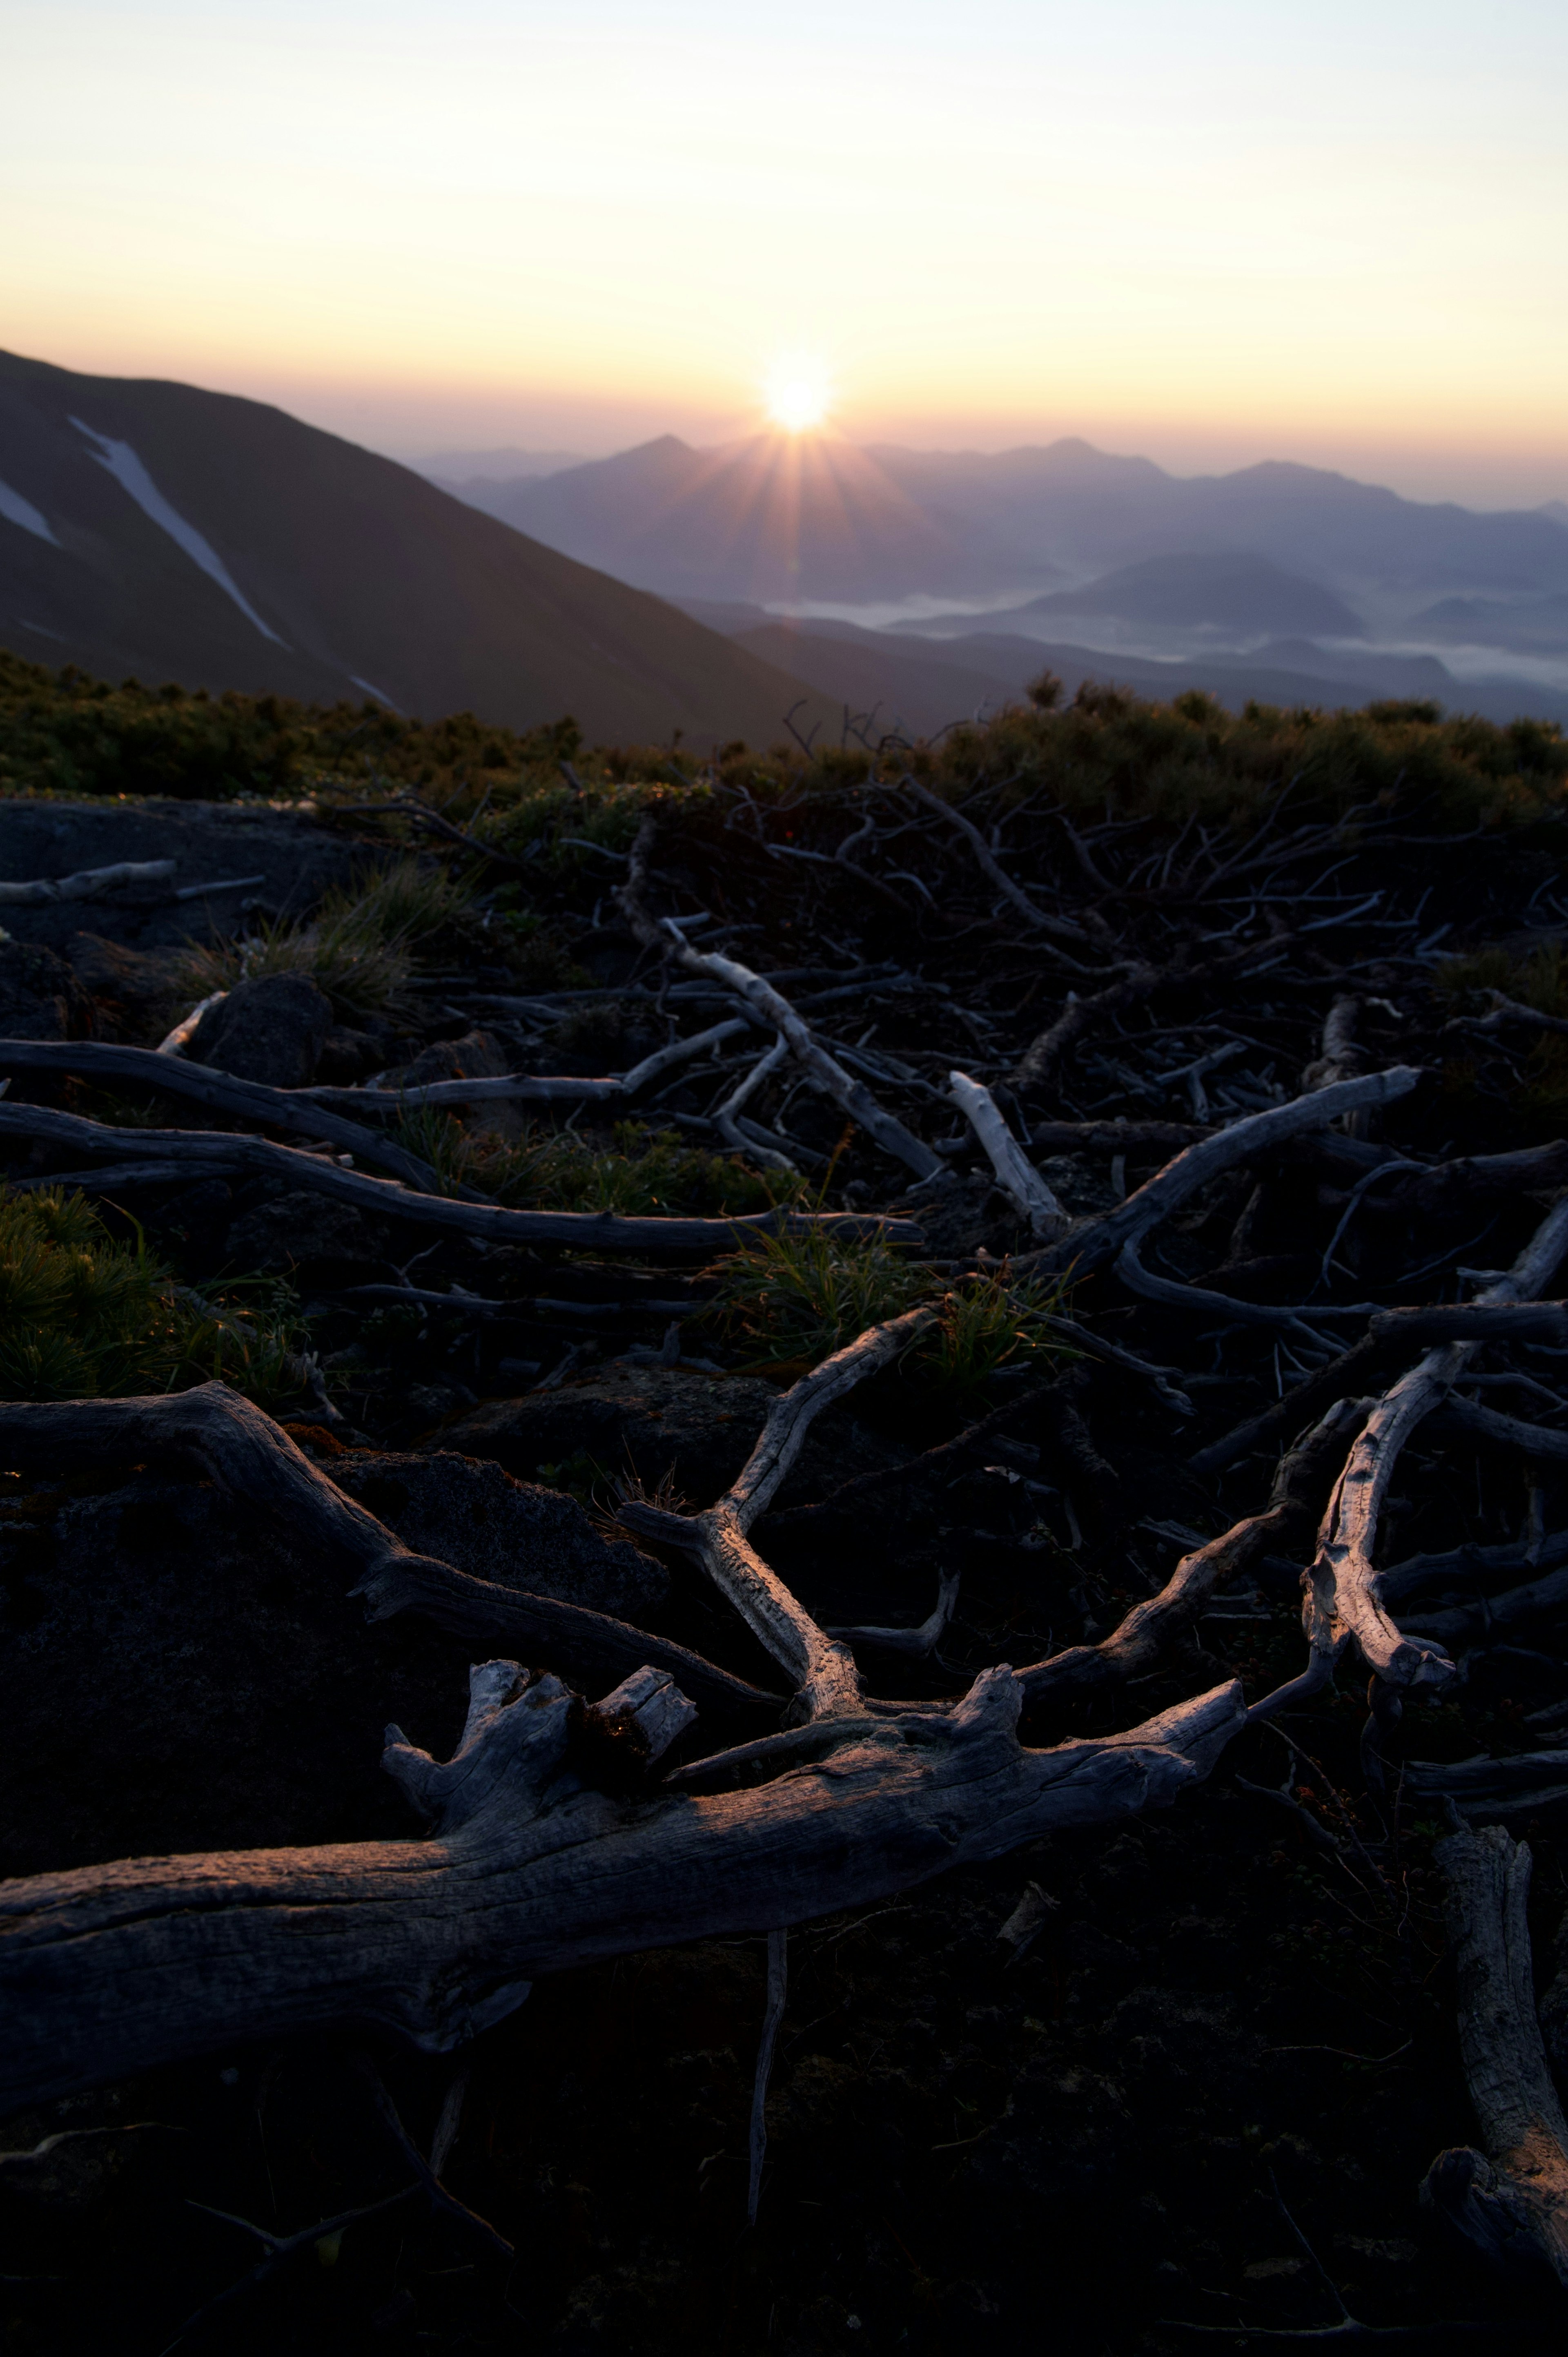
[0,478,59,546]
[68,418,286,646]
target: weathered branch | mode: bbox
[895,775,1094,945]
[615,817,942,1179]
[1053,1066,1423,1279]
[0,1655,1245,2114]
[1421,1826,1568,2285]
[1302,1195,1568,1694]
[948,1070,1068,1240]
[1016,1398,1365,1705]
[620,1307,938,1717]
[0,1037,446,1193]
[0,859,176,905]
[0,1383,777,1725]
[0,1100,920,1253]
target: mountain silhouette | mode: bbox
[462,430,1568,608]
[463,433,987,602]
[1015,551,1363,636]
[0,352,837,745]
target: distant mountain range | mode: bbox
[452,434,1007,604]
[0,352,839,745]
[457,431,1568,620]
[418,446,585,483]
[435,429,1568,726]
[6,347,1568,747]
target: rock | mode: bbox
[188,971,333,1088]
[0,941,92,1039]
[390,1027,514,1090]
[316,1024,383,1084]
[64,932,183,1010]
[389,1027,522,1139]
[437,1367,784,1506]
[0,1443,668,1879]
[889,1171,1022,1258]
[325,1449,666,1619]
[224,1186,393,1276]
[0,1474,477,1875]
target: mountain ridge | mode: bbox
[0,351,840,747]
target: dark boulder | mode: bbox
[325,1448,666,1619]
[0,941,92,1040]
[189,971,332,1088]
[435,1365,909,1513]
[64,932,183,1012]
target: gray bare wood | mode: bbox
[0,1654,1243,2114]
[0,1100,920,1253]
[1421,1826,1568,2283]
[0,1036,445,1192]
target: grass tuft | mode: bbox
[391,1110,787,1218]
[0,1187,307,1407]
[176,856,474,1021]
[710,1229,1076,1396]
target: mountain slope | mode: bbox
[0,351,838,746]
[1016,551,1363,636]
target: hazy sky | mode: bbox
[5,0,1566,504]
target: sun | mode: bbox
[763,356,832,433]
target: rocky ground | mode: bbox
[5,743,1568,2354]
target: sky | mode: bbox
[4,0,1567,506]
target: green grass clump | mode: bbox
[0,1188,305,1406]
[710,1230,1075,1396]
[1435,940,1568,1136]
[177,856,473,1021]
[392,1111,784,1219]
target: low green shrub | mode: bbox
[0,1187,305,1405]
[392,1111,784,1219]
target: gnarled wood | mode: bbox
[1301,1194,1568,1695]
[0,1383,779,1726]
[0,1036,446,1193]
[1421,1826,1568,2284]
[0,1655,1244,2116]
[0,1100,920,1253]
[948,1069,1068,1240]
[615,816,942,1179]
[620,1305,938,1719]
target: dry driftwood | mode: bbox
[1036,1064,1421,1284]
[0,1650,1242,2115]
[615,816,943,1180]
[303,1017,759,1114]
[1288,1195,1568,1703]
[1016,1398,1365,1706]
[948,1069,1068,1241]
[0,1099,919,1253]
[1421,1826,1568,2284]
[0,858,176,905]
[0,1304,1260,2113]
[617,1307,942,1719]
[895,775,1094,947]
[1302,992,1365,1092]
[0,1037,446,1193]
